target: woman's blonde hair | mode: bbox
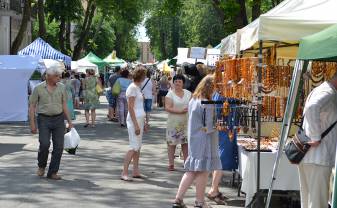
[192,75,215,100]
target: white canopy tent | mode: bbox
[221,0,337,55]
[0,55,40,122]
[71,59,98,74]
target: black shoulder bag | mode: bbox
[285,118,337,164]
[141,78,150,91]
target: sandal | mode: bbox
[207,192,227,205]
[132,175,145,179]
[195,201,212,208]
[168,165,175,171]
[120,175,133,182]
[172,199,186,208]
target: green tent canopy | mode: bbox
[104,51,127,67]
[298,24,337,61]
[81,52,108,71]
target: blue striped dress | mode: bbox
[184,98,222,171]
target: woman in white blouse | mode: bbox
[165,74,192,171]
[121,66,147,181]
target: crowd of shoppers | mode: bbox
[27,60,337,208]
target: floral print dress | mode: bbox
[166,89,192,145]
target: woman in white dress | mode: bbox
[121,66,147,181]
[165,74,191,171]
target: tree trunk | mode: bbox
[37,0,46,38]
[73,0,96,60]
[252,0,261,21]
[65,20,71,52]
[11,0,32,54]
[211,0,225,25]
[58,17,66,54]
[234,0,248,28]
[170,16,179,57]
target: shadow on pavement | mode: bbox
[0,143,25,157]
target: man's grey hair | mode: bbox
[45,60,65,75]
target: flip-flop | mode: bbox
[207,192,227,205]
[132,175,145,179]
[120,176,133,182]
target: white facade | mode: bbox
[0,0,32,55]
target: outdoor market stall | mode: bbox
[0,55,40,122]
[18,38,72,69]
[104,51,127,68]
[81,52,108,72]
[266,23,337,208]
[213,56,300,206]
[216,0,337,206]
[71,59,99,74]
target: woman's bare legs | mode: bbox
[208,170,223,196]
[181,143,188,162]
[195,172,209,203]
[91,109,96,126]
[168,145,176,167]
[85,110,90,125]
[122,150,135,177]
[175,172,197,201]
[132,150,141,176]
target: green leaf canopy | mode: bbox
[81,52,108,71]
[298,24,337,61]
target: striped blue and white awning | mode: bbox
[18,38,72,68]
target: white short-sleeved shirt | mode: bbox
[126,83,146,120]
[141,78,153,99]
[302,82,337,167]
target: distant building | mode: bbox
[138,41,155,64]
[0,0,32,54]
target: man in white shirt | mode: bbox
[299,72,337,208]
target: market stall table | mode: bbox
[237,137,300,206]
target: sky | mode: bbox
[136,25,150,42]
[136,17,150,42]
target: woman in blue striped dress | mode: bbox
[172,75,222,208]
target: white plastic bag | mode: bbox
[64,128,80,149]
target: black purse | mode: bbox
[285,118,337,164]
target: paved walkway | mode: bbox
[0,99,245,208]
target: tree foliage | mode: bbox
[16,0,281,61]
[145,0,281,60]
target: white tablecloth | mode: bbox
[238,146,300,206]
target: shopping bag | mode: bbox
[96,84,103,95]
[112,80,121,96]
[64,128,80,149]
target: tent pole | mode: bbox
[331,146,337,207]
[257,40,263,195]
[265,60,309,208]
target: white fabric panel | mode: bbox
[0,55,38,122]
[238,19,260,51]
[177,48,195,65]
[220,33,238,55]
[238,145,300,206]
[238,0,337,51]
[71,59,98,74]
[259,0,337,41]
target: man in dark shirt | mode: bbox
[106,66,121,121]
